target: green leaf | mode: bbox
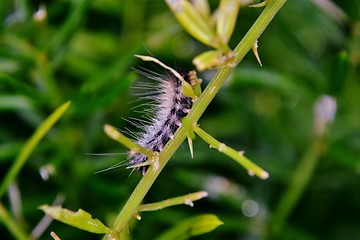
[137,191,208,212]
[0,203,28,240]
[192,49,236,71]
[216,0,241,44]
[192,50,225,71]
[191,0,211,21]
[40,205,110,234]
[165,0,220,49]
[0,101,71,199]
[156,214,223,240]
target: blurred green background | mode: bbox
[1,0,360,239]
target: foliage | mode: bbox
[1,0,360,239]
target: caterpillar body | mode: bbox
[129,68,193,175]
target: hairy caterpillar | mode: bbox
[128,57,196,175]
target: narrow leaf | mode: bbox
[137,191,208,212]
[40,205,110,234]
[216,0,241,44]
[191,0,211,21]
[0,101,71,198]
[156,214,223,240]
[0,203,28,240]
[166,0,220,48]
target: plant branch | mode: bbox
[103,124,155,159]
[0,202,28,240]
[137,191,208,212]
[271,137,324,233]
[193,126,268,179]
[103,1,286,238]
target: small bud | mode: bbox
[193,50,222,71]
[33,4,47,22]
[39,164,55,181]
[193,50,235,71]
[313,95,337,137]
[188,70,203,96]
[182,80,197,99]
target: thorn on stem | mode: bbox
[133,212,141,220]
[252,40,262,66]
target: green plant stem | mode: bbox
[0,101,71,199]
[137,191,208,212]
[0,202,28,240]
[186,0,286,123]
[103,124,155,159]
[271,137,324,233]
[193,126,268,179]
[103,1,286,238]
